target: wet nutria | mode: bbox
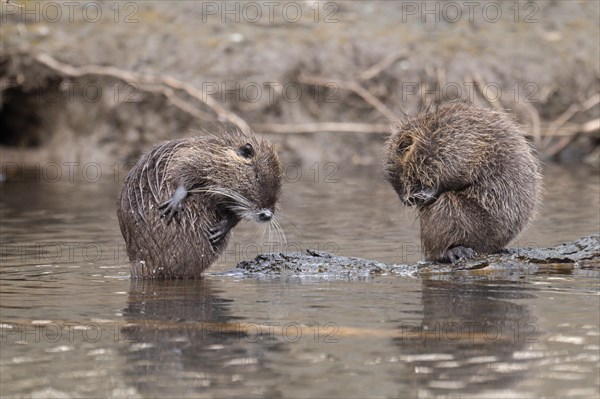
[117,130,283,278]
[384,102,542,262]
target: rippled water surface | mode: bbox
[1,164,599,398]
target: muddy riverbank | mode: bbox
[1,1,599,175]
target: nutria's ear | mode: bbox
[237,143,255,159]
[397,137,413,156]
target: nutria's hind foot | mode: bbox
[159,185,188,224]
[444,246,477,263]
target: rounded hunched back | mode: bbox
[384,102,543,262]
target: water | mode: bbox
[0,164,598,398]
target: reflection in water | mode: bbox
[122,279,284,398]
[0,166,597,398]
[395,278,536,395]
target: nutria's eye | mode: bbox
[238,143,254,159]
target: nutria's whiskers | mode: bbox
[189,187,254,214]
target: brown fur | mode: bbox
[384,102,542,262]
[117,130,282,278]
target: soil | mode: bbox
[1,1,599,176]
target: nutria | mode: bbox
[117,130,283,278]
[384,102,542,262]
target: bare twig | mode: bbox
[582,118,600,133]
[297,73,399,122]
[545,118,600,158]
[548,104,581,134]
[472,74,538,144]
[546,94,600,136]
[519,102,542,146]
[468,73,542,145]
[160,76,251,133]
[252,122,392,134]
[358,51,406,81]
[254,118,597,138]
[469,73,505,113]
[538,84,558,103]
[542,93,600,149]
[436,65,447,89]
[545,131,583,159]
[35,53,251,133]
[37,53,139,81]
[161,87,214,121]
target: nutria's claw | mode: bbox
[209,215,241,246]
[159,185,188,224]
[208,220,229,245]
[159,199,184,224]
[445,246,476,263]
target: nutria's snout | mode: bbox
[257,209,274,222]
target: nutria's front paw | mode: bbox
[208,220,230,246]
[445,246,476,263]
[159,185,188,224]
[208,213,240,246]
[159,199,184,224]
